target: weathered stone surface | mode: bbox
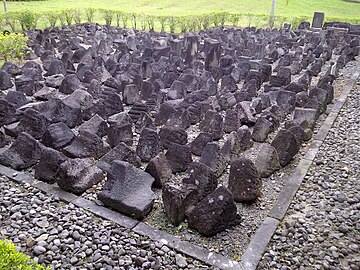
[221,131,243,162]
[199,142,227,178]
[154,103,176,126]
[293,106,318,130]
[145,152,172,188]
[165,109,191,129]
[63,89,93,110]
[136,128,162,162]
[255,143,281,178]
[236,101,256,125]
[59,74,81,94]
[34,147,68,184]
[228,158,262,203]
[0,70,13,90]
[187,186,241,236]
[224,108,241,133]
[107,112,133,147]
[98,160,155,220]
[78,114,108,138]
[97,142,141,172]
[37,98,82,128]
[159,126,188,149]
[0,132,43,170]
[17,108,49,140]
[165,143,192,173]
[57,158,104,195]
[5,91,28,108]
[45,74,64,88]
[162,183,199,226]
[271,129,300,166]
[190,132,213,156]
[123,84,141,105]
[63,131,107,159]
[15,76,40,96]
[183,161,217,200]
[252,116,274,142]
[199,110,224,140]
[237,125,254,152]
[0,100,16,127]
[41,122,75,150]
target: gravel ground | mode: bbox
[258,68,360,269]
[0,177,217,270]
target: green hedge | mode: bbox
[0,9,359,33]
[0,239,50,270]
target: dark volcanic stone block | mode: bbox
[78,114,108,138]
[107,112,133,147]
[136,128,162,162]
[63,131,107,159]
[159,126,188,149]
[123,84,141,105]
[255,143,281,178]
[183,161,217,200]
[98,160,155,220]
[34,147,68,184]
[199,110,224,140]
[42,122,75,150]
[0,132,43,170]
[145,152,172,188]
[165,143,192,173]
[59,74,81,94]
[187,186,241,236]
[15,76,39,96]
[162,183,198,226]
[97,142,141,172]
[63,89,93,110]
[17,108,49,140]
[6,91,28,108]
[57,158,104,195]
[0,100,16,127]
[228,158,262,203]
[252,116,274,142]
[199,142,227,178]
[154,103,177,126]
[0,70,13,90]
[271,129,300,166]
[190,132,213,156]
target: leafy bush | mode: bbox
[0,239,50,270]
[17,10,38,30]
[0,32,28,62]
[85,8,96,24]
[73,9,82,25]
[46,11,58,27]
[100,9,113,25]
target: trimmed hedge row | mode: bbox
[1,9,359,32]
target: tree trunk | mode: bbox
[270,0,276,28]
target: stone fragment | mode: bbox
[17,108,49,140]
[63,90,93,110]
[187,186,241,236]
[98,160,155,220]
[0,100,16,127]
[165,143,192,173]
[0,70,13,90]
[190,132,213,156]
[159,126,187,149]
[57,158,104,195]
[255,144,281,178]
[145,152,172,188]
[199,142,227,178]
[162,183,198,226]
[42,122,75,150]
[5,91,28,108]
[63,131,107,159]
[199,110,223,140]
[78,114,108,138]
[59,74,81,94]
[34,147,68,184]
[271,129,300,166]
[123,84,141,105]
[107,112,133,147]
[97,142,141,172]
[0,132,43,170]
[228,158,262,203]
[182,162,217,200]
[136,128,162,162]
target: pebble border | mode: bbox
[0,70,358,270]
[238,68,360,270]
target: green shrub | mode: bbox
[73,9,82,25]
[0,239,50,270]
[100,9,113,25]
[46,11,58,27]
[0,32,28,62]
[85,8,96,23]
[17,10,38,30]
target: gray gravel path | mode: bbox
[0,177,217,270]
[258,74,360,269]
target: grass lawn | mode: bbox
[3,0,360,19]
